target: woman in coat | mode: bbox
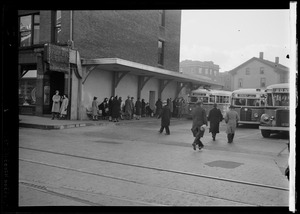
[108,96,114,121]
[208,103,223,141]
[111,96,120,122]
[158,100,171,135]
[141,99,146,117]
[224,105,240,143]
[51,90,61,120]
[59,94,69,119]
[92,96,98,121]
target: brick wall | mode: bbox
[72,10,181,72]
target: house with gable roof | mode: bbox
[229,52,289,90]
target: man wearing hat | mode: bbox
[191,101,208,150]
[158,100,171,135]
[208,103,223,141]
[224,105,239,143]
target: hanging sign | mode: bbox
[44,44,69,72]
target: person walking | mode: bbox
[224,105,240,143]
[155,98,163,117]
[191,101,208,150]
[92,96,98,121]
[59,94,69,120]
[207,103,223,141]
[51,90,61,120]
[158,100,171,135]
[135,97,142,120]
[124,96,132,120]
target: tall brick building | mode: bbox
[18,10,222,120]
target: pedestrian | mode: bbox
[111,95,120,122]
[155,98,163,117]
[207,103,223,141]
[169,98,173,117]
[51,90,61,120]
[135,97,142,120]
[141,99,146,117]
[108,96,114,121]
[173,98,178,117]
[125,96,132,120]
[99,98,109,120]
[191,101,208,150]
[224,105,240,143]
[158,100,171,135]
[59,94,69,120]
[131,97,135,119]
[92,96,98,121]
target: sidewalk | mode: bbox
[18,115,160,130]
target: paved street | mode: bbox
[19,117,289,206]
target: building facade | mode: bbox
[218,71,232,91]
[18,10,222,120]
[229,52,289,90]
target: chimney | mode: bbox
[259,52,264,59]
[275,57,279,64]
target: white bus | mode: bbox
[187,88,232,118]
[231,88,266,126]
[259,83,289,138]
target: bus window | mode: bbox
[209,95,215,103]
[282,95,289,106]
[203,97,209,103]
[224,96,229,103]
[189,96,198,103]
[216,96,220,103]
[267,94,273,106]
[248,99,260,106]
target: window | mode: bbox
[214,70,217,76]
[19,69,37,106]
[238,78,243,88]
[159,10,165,27]
[54,10,61,43]
[260,67,264,74]
[198,67,202,74]
[205,68,208,75]
[158,40,164,65]
[260,78,266,88]
[245,68,250,75]
[19,14,40,47]
[210,69,212,75]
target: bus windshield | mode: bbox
[273,93,289,106]
[189,96,198,103]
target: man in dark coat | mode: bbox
[155,98,163,117]
[158,100,171,135]
[135,98,142,120]
[208,103,223,141]
[141,99,146,117]
[111,96,120,122]
[191,101,208,150]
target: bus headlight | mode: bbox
[261,114,269,121]
[254,113,259,118]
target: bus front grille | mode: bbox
[240,108,252,121]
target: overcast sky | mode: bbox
[180,9,291,72]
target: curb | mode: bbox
[19,122,111,130]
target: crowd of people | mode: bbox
[90,95,182,122]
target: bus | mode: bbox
[187,88,232,118]
[231,88,266,126]
[259,83,289,138]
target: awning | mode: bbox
[81,58,224,88]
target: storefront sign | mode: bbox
[44,44,69,72]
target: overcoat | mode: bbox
[60,97,69,115]
[191,106,207,138]
[99,101,109,117]
[51,94,61,113]
[224,109,239,134]
[208,107,223,133]
[159,105,171,127]
[92,100,98,116]
[111,98,120,118]
[135,100,142,115]
[125,99,132,115]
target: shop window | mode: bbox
[19,70,37,106]
[19,14,40,47]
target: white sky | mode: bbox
[180,9,291,72]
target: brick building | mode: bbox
[18,10,222,120]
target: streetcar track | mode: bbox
[19,146,289,192]
[19,158,255,206]
[20,180,164,206]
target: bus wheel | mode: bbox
[261,130,271,138]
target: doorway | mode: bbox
[43,71,65,114]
